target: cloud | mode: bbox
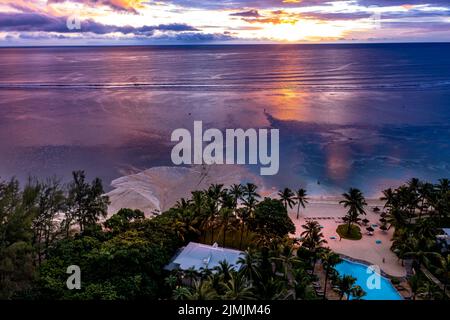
[356,0,450,7]
[46,0,147,14]
[162,32,235,42]
[0,12,198,35]
[156,0,333,10]
[230,9,261,17]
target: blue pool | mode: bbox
[335,260,403,300]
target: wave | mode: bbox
[1,80,449,91]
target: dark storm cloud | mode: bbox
[230,10,261,17]
[167,32,235,42]
[0,12,198,34]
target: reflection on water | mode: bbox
[0,45,450,197]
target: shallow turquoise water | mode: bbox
[335,260,403,300]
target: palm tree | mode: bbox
[386,207,408,229]
[236,207,249,250]
[191,190,208,241]
[418,281,442,300]
[278,188,296,210]
[223,273,256,300]
[418,182,434,218]
[238,249,261,283]
[335,275,357,300]
[184,267,198,287]
[339,188,367,233]
[320,250,342,300]
[404,237,439,270]
[214,260,235,282]
[301,221,327,250]
[408,274,421,300]
[271,245,299,282]
[172,286,191,300]
[242,183,260,201]
[229,184,243,209]
[186,280,218,300]
[381,188,395,210]
[301,221,327,274]
[437,178,450,195]
[240,183,260,244]
[294,188,308,220]
[414,218,437,239]
[218,193,235,246]
[436,254,450,299]
[175,198,191,210]
[407,178,421,194]
[164,275,178,290]
[301,220,321,240]
[174,211,200,242]
[351,285,366,300]
[204,195,220,244]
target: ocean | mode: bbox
[1,43,450,197]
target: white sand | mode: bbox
[289,199,406,277]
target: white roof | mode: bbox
[170,242,244,271]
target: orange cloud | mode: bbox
[402,4,415,10]
[244,17,298,25]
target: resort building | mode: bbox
[165,242,243,272]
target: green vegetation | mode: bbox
[3,171,449,300]
[336,224,362,240]
[2,175,333,300]
[334,187,367,240]
[335,275,365,300]
[340,188,367,231]
[384,178,450,299]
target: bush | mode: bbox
[336,224,362,240]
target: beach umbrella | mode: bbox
[380,212,387,218]
[380,225,388,232]
[366,226,374,232]
[373,207,381,213]
[362,218,370,225]
[379,218,387,223]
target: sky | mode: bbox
[0,0,449,45]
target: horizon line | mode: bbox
[1,41,450,49]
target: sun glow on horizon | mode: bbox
[261,19,372,42]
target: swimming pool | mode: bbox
[335,260,403,300]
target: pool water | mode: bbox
[335,260,403,300]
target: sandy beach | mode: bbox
[288,199,406,277]
[106,165,267,217]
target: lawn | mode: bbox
[336,224,362,240]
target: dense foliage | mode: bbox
[2,171,448,300]
[382,178,450,299]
